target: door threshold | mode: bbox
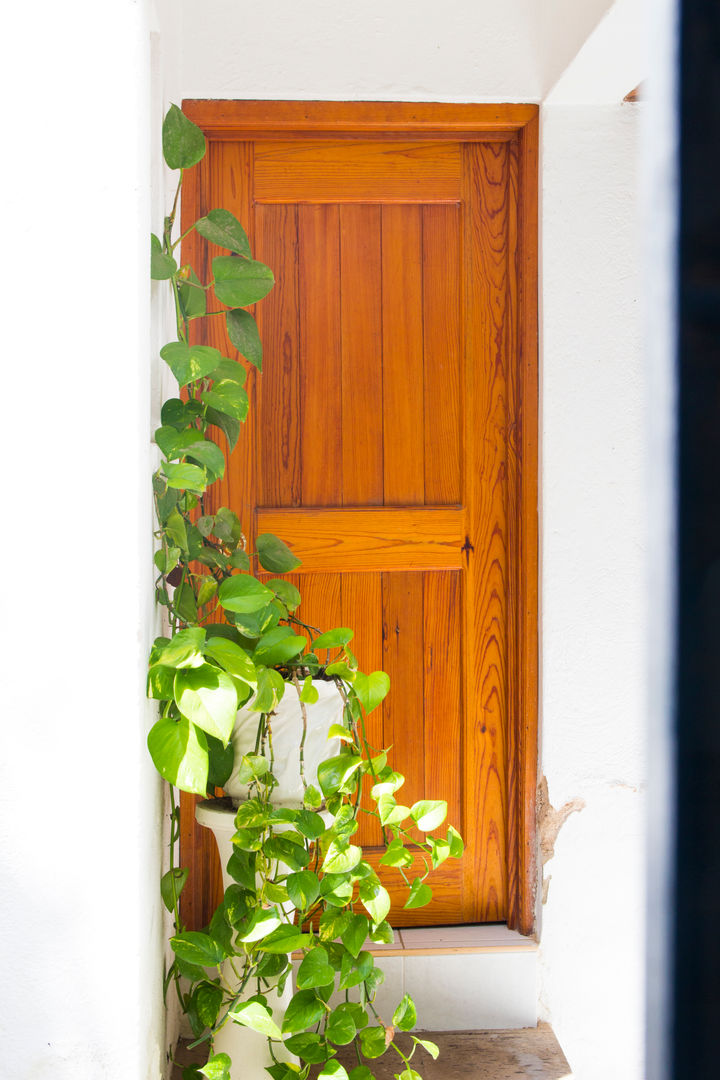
[364,922,538,956]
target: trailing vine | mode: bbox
[149,104,463,1080]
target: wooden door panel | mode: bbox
[179,103,539,935]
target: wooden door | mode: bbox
[179,103,538,934]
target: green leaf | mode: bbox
[404,878,433,910]
[359,883,390,926]
[154,628,206,668]
[296,947,335,990]
[317,753,363,797]
[205,406,241,452]
[428,836,451,869]
[283,1033,330,1065]
[348,1068,374,1080]
[282,989,327,1034]
[318,909,351,943]
[323,841,362,874]
[409,799,447,832]
[235,753,270,784]
[255,533,302,573]
[324,661,356,681]
[239,908,282,943]
[163,104,206,170]
[218,574,274,613]
[447,825,464,858]
[341,914,369,959]
[152,251,177,280]
[228,1000,282,1040]
[178,266,207,319]
[195,982,223,1028]
[203,637,257,685]
[160,867,189,912]
[259,924,311,953]
[358,1027,387,1059]
[213,507,243,547]
[304,785,322,809]
[295,809,326,839]
[202,379,249,422]
[213,255,275,307]
[174,665,238,743]
[162,461,207,493]
[392,993,417,1032]
[353,671,390,714]
[370,772,405,798]
[164,508,188,551]
[250,666,286,712]
[160,342,221,387]
[204,733,233,790]
[183,437,225,480]
[171,930,224,967]
[313,628,353,650]
[326,1005,357,1047]
[227,848,256,891]
[413,1037,439,1060]
[147,664,175,700]
[319,1058,350,1078]
[396,1071,422,1080]
[226,308,263,369]
[254,628,307,667]
[286,870,320,910]
[209,357,248,387]
[267,578,302,610]
[196,208,251,256]
[198,1053,231,1080]
[147,716,208,794]
[377,795,410,827]
[299,677,320,705]
[369,920,394,945]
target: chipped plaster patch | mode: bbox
[537,776,586,903]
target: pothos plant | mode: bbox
[149,104,463,1080]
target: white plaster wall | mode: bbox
[179,0,614,103]
[0,1,165,1077]
[539,103,646,1080]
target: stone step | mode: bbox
[173,1027,571,1080]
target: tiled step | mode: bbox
[173,1027,572,1080]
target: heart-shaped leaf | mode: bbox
[296,947,335,990]
[255,533,302,573]
[226,307,263,369]
[147,716,208,794]
[218,575,274,614]
[404,878,433,910]
[160,342,221,387]
[174,664,239,743]
[392,993,417,1032]
[228,1000,282,1040]
[282,989,327,1034]
[353,671,390,714]
[196,209,251,256]
[163,104,206,169]
[213,255,275,307]
[409,799,447,832]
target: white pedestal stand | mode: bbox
[195,799,296,1080]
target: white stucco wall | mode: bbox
[539,102,646,1080]
[0,1,165,1078]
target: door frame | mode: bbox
[181,100,539,935]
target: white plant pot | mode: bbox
[194,679,345,1078]
[224,677,345,807]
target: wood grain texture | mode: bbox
[342,572,384,848]
[423,571,462,833]
[423,203,462,504]
[461,142,510,922]
[255,203,301,507]
[340,204,384,505]
[255,141,461,202]
[382,204,425,504]
[298,204,342,506]
[382,572,425,816]
[176,102,539,934]
[183,100,538,140]
[256,507,465,571]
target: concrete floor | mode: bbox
[172,1026,572,1079]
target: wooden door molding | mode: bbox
[179,101,539,936]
